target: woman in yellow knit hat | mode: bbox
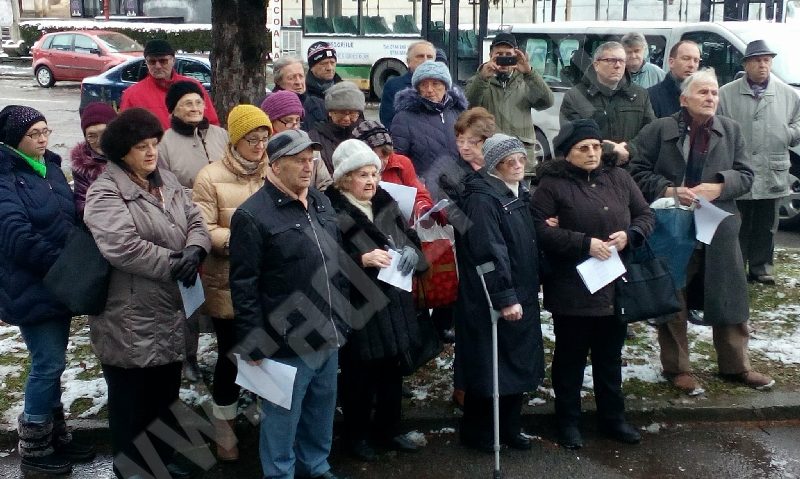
[192,104,272,462]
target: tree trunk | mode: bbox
[211,0,268,127]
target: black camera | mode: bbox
[495,55,518,66]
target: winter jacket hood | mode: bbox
[70,142,107,219]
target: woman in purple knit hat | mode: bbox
[70,102,117,219]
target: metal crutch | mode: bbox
[476,261,502,479]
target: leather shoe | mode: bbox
[166,462,195,479]
[721,371,775,390]
[349,439,377,462]
[502,433,531,450]
[749,274,776,285]
[558,426,583,450]
[600,422,641,444]
[666,372,705,396]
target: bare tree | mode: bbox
[211,0,268,126]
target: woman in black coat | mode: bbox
[0,105,93,475]
[454,134,545,453]
[308,81,365,174]
[325,139,428,462]
[531,119,654,450]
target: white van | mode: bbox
[483,21,800,225]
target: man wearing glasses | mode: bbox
[560,41,655,167]
[120,39,219,129]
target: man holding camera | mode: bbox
[466,33,553,179]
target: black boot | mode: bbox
[18,414,72,475]
[52,405,96,462]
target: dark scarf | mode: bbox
[680,108,713,188]
[747,76,769,99]
[170,116,210,137]
[320,121,354,142]
[307,73,335,97]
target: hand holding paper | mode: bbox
[376,249,413,292]
[694,196,732,245]
[577,246,626,294]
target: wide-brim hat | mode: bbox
[743,40,777,60]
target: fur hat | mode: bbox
[101,108,163,164]
[143,39,175,57]
[227,104,272,145]
[553,119,603,157]
[353,120,392,148]
[80,102,117,134]
[412,61,452,90]
[482,133,527,172]
[325,81,365,112]
[332,139,382,182]
[165,81,205,113]
[307,41,337,69]
[260,91,305,121]
[0,105,47,149]
[267,129,321,165]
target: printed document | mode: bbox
[379,181,417,222]
[576,246,626,294]
[694,196,732,245]
[234,354,297,410]
[178,276,204,317]
[377,248,413,292]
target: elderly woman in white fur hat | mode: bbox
[324,139,428,462]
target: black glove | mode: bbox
[397,246,418,276]
[169,245,204,287]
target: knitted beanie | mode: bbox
[482,133,527,172]
[0,105,47,149]
[412,61,452,89]
[353,120,392,148]
[332,138,382,182]
[165,81,204,113]
[101,108,163,165]
[553,119,603,157]
[260,91,305,121]
[325,81,365,112]
[80,102,117,134]
[307,41,337,69]
[144,39,175,57]
[227,104,273,145]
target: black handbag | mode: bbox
[615,241,681,324]
[399,311,443,376]
[44,225,111,316]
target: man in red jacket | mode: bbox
[120,39,219,129]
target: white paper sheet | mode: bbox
[234,354,297,410]
[379,181,417,222]
[576,246,626,294]
[178,276,205,317]
[376,249,413,292]
[694,196,732,245]
[413,199,451,228]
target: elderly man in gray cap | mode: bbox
[718,40,800,285]
[229,129,349,479]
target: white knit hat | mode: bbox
[332,139,382,182]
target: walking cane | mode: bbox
[476,262,502,479]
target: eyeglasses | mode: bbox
[177,99,205,109]
[499,155,526,166]
[25,128,53,140]
[329,111,361,119]
[574,143,603,153]
[85,132,103,142]
[146,57,172,66]
[456,138,481,148]
[596,58,626,66]
[277,117,301,127]
[243,136,270,147]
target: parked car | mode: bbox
[32,30,143,87]
[79,54,212,112]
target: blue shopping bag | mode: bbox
[648,207,696,289]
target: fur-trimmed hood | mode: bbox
[70,142,107,179]
[394,86,469,115]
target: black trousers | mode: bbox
[737,198,779,277]
[211,318,240,407]
[102,362,182,479]
[339,345,402,444]
[551,314,627,428]
[460,392,523,444]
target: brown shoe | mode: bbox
[721,371,775,390]
[666,372,705,396]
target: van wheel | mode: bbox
[35,66,55,88]
[370,59,407,100]
[779,172,800,230]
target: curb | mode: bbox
[2,389,799,449]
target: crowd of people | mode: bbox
[0,32,798,479]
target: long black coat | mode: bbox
[629,112,754,325]
[325,186,428,361]
[647,74,682,119]
[0,145,75,326]
[453,171,544,397]
[531,160,654,317]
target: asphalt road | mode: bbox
[0,420,798,478]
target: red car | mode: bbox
[32,30,143,87]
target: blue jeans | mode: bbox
[259,349,338,479]
[18,318,70,422]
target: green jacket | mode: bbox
[466,69,554,174]
[560,68,655,163]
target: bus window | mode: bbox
[304,0,358,35]
[681,31,743,85]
